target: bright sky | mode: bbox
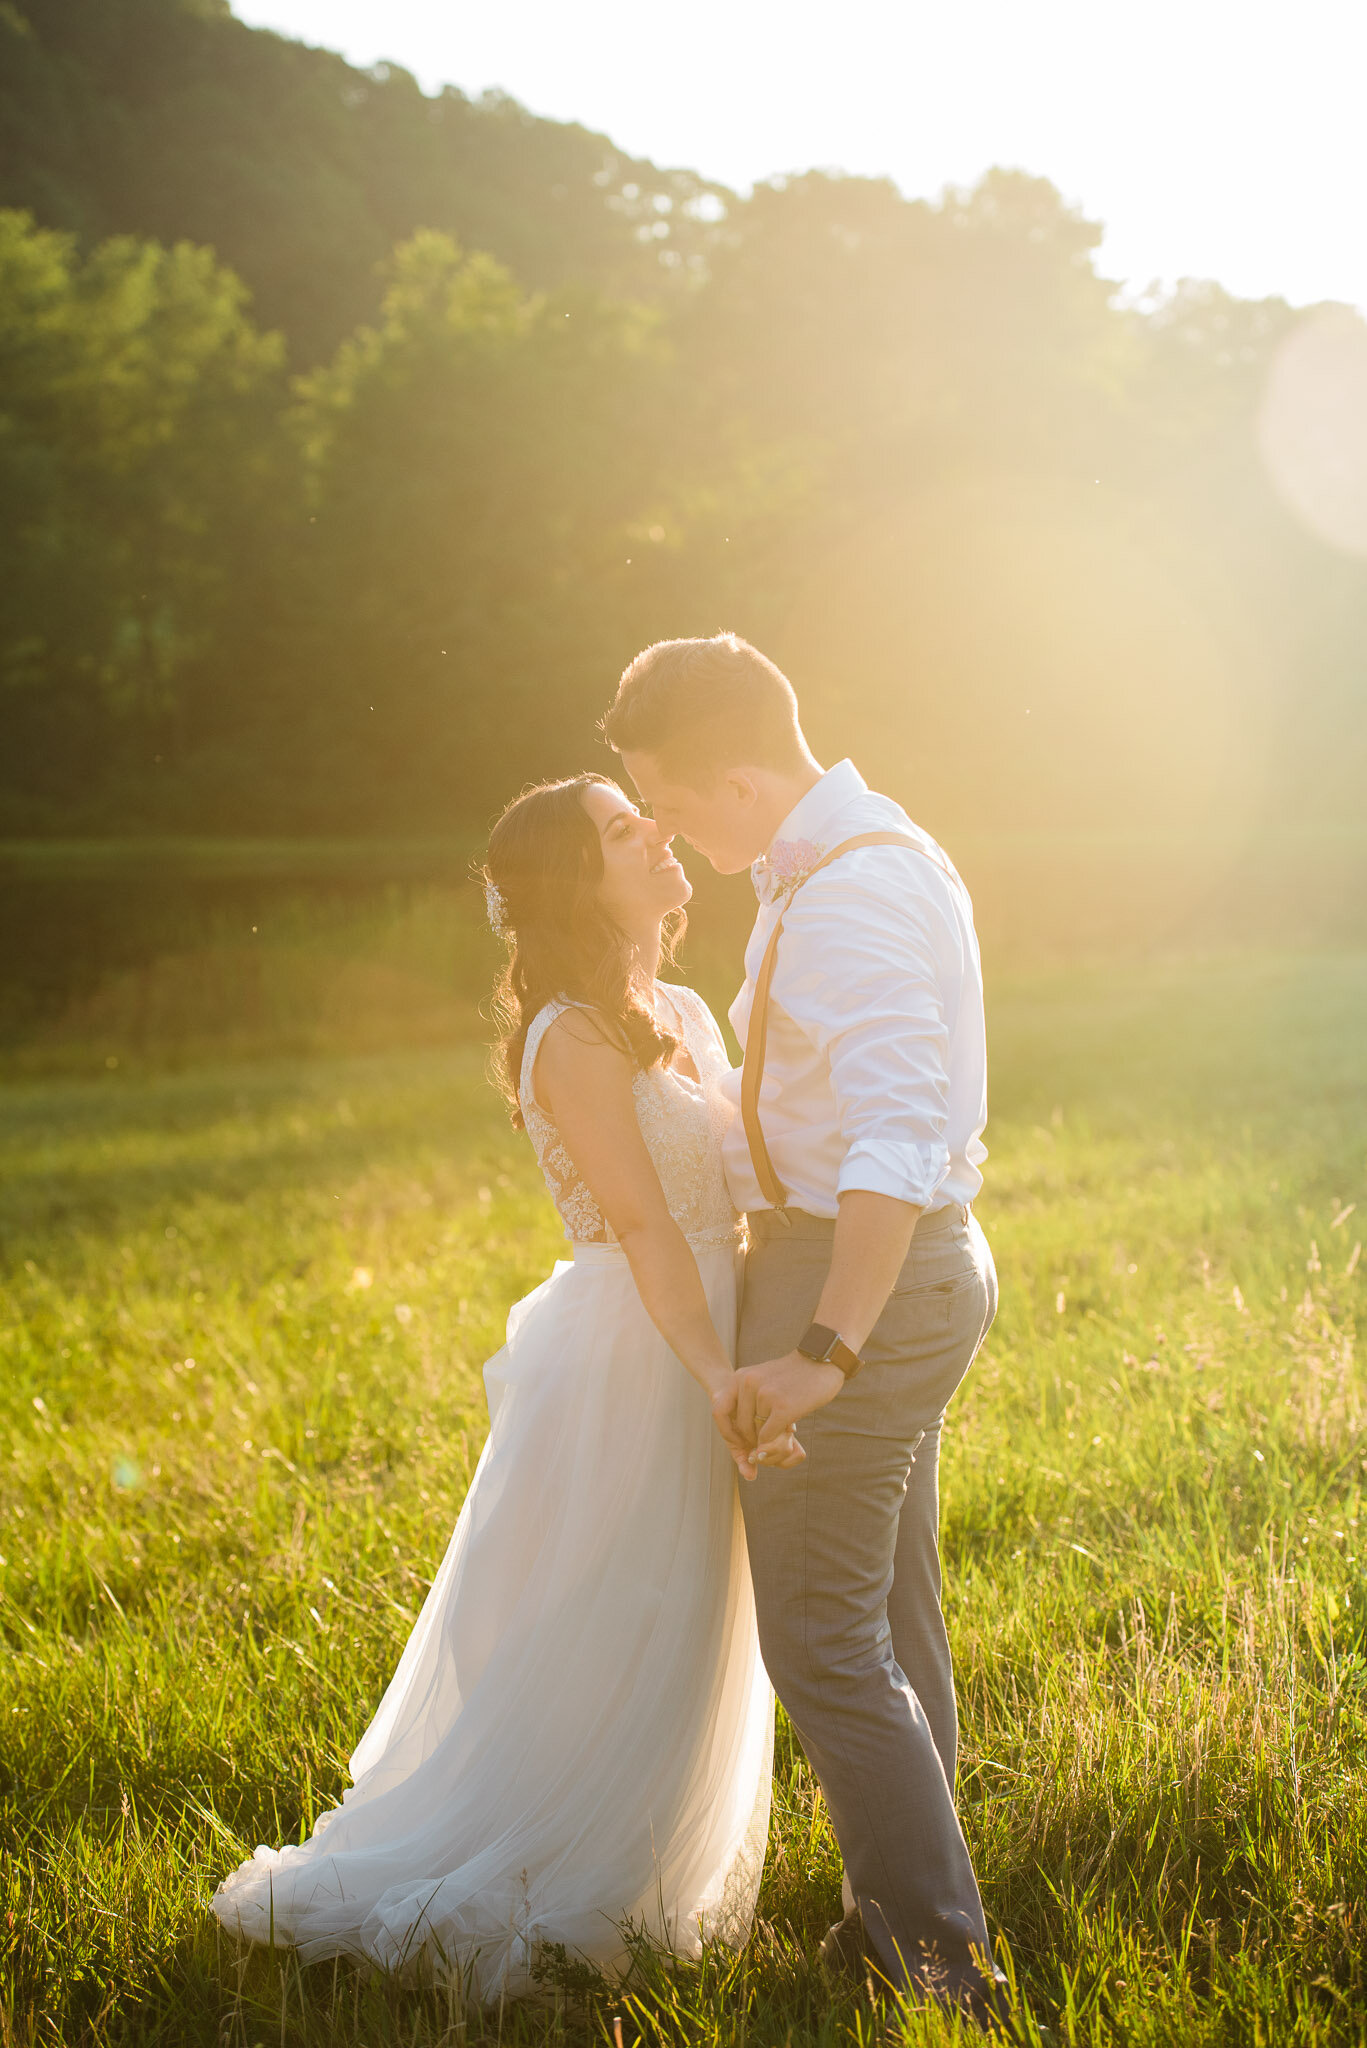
[233,0,1366,313]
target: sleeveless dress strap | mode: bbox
[519,1000,571,1116]
[654,980,691,1043]
[658,981,720,1068]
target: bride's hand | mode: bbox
[710,1377,762,1481]
[754,1426,805,1470]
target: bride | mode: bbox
[211,773,784,1998]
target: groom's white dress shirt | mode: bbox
[719,760,987,1220]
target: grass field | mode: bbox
[2,951,1365,2046]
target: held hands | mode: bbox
[709,1350,846,1480]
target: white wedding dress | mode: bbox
[211,982,773,1998]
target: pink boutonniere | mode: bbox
[763,837,825,903]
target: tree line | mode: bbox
[1,0,1363,841]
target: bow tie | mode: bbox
[751,837,825,908]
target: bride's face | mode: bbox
[580,782,691,929]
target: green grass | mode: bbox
[2,951,1365,2046]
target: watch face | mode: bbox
[800,1324,838,1362]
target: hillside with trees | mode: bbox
[0,0,729,362]
[1,0,1363,843]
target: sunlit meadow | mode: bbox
[2,951,1365,2046]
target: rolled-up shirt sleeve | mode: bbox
[773,863,955,1209]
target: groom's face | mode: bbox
[619,750,767,876]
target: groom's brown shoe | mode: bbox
[818,1908,868,1976]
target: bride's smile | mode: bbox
[582,781,692,931]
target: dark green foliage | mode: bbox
[0,0,1364,844]
[284,236,684,824]
[0,0,726,362]
[0,208,292,821]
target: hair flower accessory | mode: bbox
[484,877,510,939]
[758,836,825,905]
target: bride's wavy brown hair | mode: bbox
[483,774,686,1129]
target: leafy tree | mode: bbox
[677,168,1123,487]
[0,208,289,820]
[272,233,686,824]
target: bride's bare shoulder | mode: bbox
[539,1003,630,1056]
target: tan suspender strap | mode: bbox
[739,830,960,1215]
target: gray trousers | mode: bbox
[738,1203,998,1999]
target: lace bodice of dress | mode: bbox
[519,985,740,1252]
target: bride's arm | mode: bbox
[535,1010,759,1476]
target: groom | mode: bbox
[604,634,1002,2017]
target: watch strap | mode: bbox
[796,1321,863,1378]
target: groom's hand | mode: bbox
[710,1377,808,1479]
[733,1351,845,1465]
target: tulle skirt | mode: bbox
[211,1241,773,1999]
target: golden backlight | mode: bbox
[1258,307,1367,557]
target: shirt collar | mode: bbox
[750,760,868,903]
[768,759,866,853]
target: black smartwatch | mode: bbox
[796,1322,863,1379]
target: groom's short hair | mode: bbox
[602,634,806,787]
